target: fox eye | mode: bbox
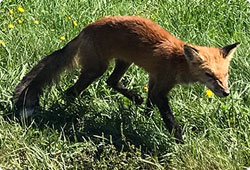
[205,72,222,83]
[205,72,219,80]
[205,72,214,79]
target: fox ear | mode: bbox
[221,42,240,59]
[184,45,203,64]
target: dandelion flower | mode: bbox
[9,9,14,14]
[60,36,66,41]
[17,19,23,24]
[0,40,5,47]
[34,20,39,24]
[8,24,14,29]
[51,29,55,32]
[144,86,148,92]
[206,89,213,97]
[73,20,78,27]
[17,6,24,13]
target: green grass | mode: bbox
[0,0,250,169]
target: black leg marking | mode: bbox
[107,59,143,105]
[65,64,108,98]
[149,82,183,143]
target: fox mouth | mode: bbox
[211,87,230,97]
[204,82,229,97]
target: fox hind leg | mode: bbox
[107,59,143,105]
[64,42,110,97]
[65,63,108,97]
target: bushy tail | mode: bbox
[14,35,80,117]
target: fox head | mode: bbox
[184,42,240,97]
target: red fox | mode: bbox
[14,16,240,142]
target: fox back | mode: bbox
[81,16,239,96]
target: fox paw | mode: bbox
[174,126,184,144]
[130,92,143,105]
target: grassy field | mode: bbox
[0,0,249,169]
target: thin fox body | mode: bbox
[14,16,239,142]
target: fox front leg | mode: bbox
[153,93,183,143]
[148,79,183,143]
[144,76,156,116]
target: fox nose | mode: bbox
[222,91,230,97]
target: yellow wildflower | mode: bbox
[73,20,78,27]
[51,29,55,32]
[206,89,213,97]
[144,86,148,92]
[17,6,24,13]
[8,24,14,29]
[17,19,23,24]
[34,20,39,24]
[9,9,14,14]
[0,40,5,47]
[60,36,66,41]
[68,16,71,20]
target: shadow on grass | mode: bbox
[6,96,174,155]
